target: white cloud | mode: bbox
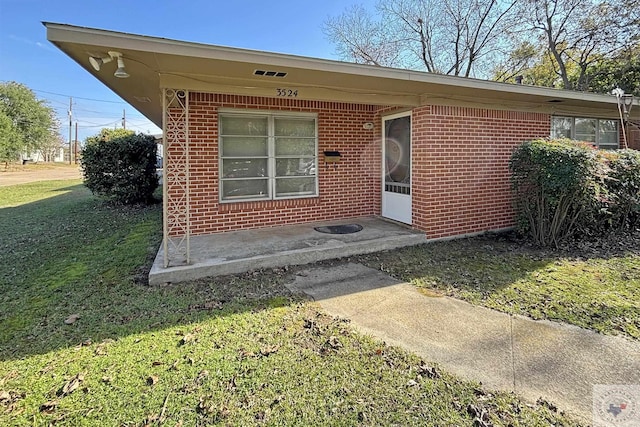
[9,34,57,52]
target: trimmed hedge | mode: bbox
[510,138,640,246]
[81,133,158,205]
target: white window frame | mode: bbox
[550,116,620,149]
[219,109,318,202]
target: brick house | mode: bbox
[46,23,639,268]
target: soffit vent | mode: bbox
[254,70,287,78]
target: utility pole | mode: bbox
[74,122,78,164]
[68,97,73,164]
[122,109,126,130]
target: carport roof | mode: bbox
[44,22,639,127]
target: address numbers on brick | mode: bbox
[276,88,298,97]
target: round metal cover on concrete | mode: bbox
[314,224,363,234]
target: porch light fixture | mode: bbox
[88,51,129,78]
[612,87,634,149]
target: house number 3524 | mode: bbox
[276,88,298,97]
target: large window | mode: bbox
[551,116,619,149]
[219,111,318,201]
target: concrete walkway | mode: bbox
[286,263,640,422]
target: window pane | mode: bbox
[276,158,316,176]
[575,118,596,142]
[599,120,617,133]
[220,116,267,135]
[274,118,315,137]
[275,177,316,196]
[222,159,267,178]
[221,137,267,156]
[275,138,316,156]
[598,136,619,149]
[551,117,572,138]
[598,120,618,148]
[222,179,268,199]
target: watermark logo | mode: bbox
[593,385,639,427]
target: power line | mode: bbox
[32,88,126,104]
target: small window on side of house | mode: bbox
[551,116,619,149]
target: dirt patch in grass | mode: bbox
[0,164,82,187]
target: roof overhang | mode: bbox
[45,22,640,127]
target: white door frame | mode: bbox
[381,111,412,224]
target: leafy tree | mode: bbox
[0,81,58,159]
[324,0,519,76]
[495,41,640,95]
[0,110,21,165]
[513,0,640,90]
[582,45,640,96]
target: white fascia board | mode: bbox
[45,22,635,109]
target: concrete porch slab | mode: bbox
[148,216,427,285]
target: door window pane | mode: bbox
[385,116,411,186]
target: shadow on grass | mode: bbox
[351,231,640,339]
[0,183,297,361]
[350,233,550,297]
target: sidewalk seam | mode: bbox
[510,315,516,392]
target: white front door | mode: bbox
[382,112,411,224]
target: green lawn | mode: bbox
[0,180,584,426]
[355,233,640,340]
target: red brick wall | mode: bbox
[184,93,383,235]
[168,94,553,239]
[627,124,640,150]
[411,105,551,238]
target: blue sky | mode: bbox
[0,0,373,142]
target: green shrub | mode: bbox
[509,138,600,246]
[510,139,640,247]
[603,149,640,228]
[81,133,158,205]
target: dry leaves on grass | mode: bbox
[39,400,58,414]
[94,338,115,356]
[57,373,84,397]
[197,395,230,421]
[178,332,197,346]
[1,390,24,414]
[64,314,80,325]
